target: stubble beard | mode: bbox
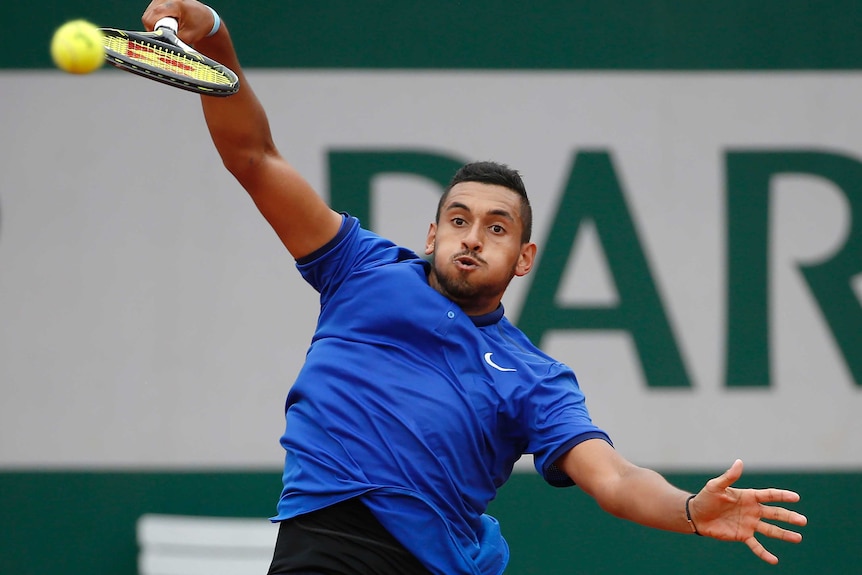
[428,253,516,309]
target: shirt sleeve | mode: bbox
[523,365,612,487]
[295,214,359,295]
[295,215,419,301]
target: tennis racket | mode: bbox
[100,17,239,96]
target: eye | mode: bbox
[489,224,505,234]
[452,217,467,226]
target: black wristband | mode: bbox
[685,495,702,536]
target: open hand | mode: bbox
[689,459,808,564]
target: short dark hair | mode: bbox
[436,161,533,243]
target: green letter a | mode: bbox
[517,151,692,388]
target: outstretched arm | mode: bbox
[142,0,342,259]
[557,439,807,564]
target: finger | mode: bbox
[143,2,174,31]
[744,536,779,565]
[755,488,801,504]
[762,505,808,527]
[707,458,744,491]
[756,520,804,543]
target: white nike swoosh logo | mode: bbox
[484,352,517,372]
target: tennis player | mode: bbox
[141,2,808,573]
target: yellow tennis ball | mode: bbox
[50,19,105,74]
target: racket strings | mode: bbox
[103,35,234,86]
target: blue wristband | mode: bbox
[204,5,221,37]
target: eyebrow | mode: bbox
[444,201,516,222]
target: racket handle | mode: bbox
[154,17,179,32]
[153,16,198,55]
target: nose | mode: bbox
[462,224,483,252]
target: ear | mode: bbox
[514,242,537,277]
[424,222,437,255]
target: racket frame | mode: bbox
[100,18,239,97]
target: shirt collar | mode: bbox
[469,304,505,327]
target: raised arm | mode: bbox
[558,439,807,564]
[142,0,343,259]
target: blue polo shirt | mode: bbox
[272,215,611,575]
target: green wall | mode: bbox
[5,0,862,69]
[0,470,857,574]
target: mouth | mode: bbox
[453,253,483,270]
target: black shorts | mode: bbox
[267,497,433,575]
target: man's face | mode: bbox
[425,181,536,315]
